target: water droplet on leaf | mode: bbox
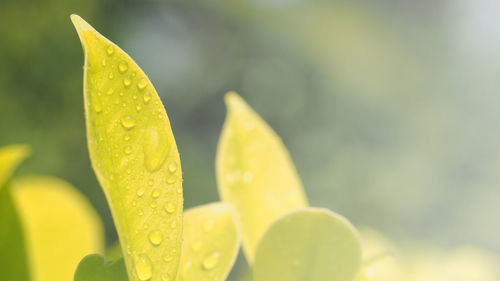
[119,61,129,73]
[106,45,114,56]
[165,202,175,213]
[121,115,136,129]
[149,230,163,246]
[123,77,132,88]
[137,78,148,91]
[135,254,153,280]
[143,92,152,103]
[202,252,220,270]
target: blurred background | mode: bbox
[1,0,499,262]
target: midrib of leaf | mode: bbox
[72,15,183,281]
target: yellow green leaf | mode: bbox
[178,202,240,281]
[71,14,183,281]
[0,145,31,281]
[216,92,307,262]
[253,208,362,281]
[12,176,104,281]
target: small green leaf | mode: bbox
[0,144,30,186]
[216,92,307,262]
[0,145,31,281]
[12,176,104,281]
[253,208,362,281]
[178,202,240,281]
[74,254,128,281]
[71,15,183,281]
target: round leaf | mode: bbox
[253,208,362,281]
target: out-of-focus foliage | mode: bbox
[1,0,499,276]
[217,92,307,262]
[12,176,104,281]
[253,208,361,281]
[0,145,31,281]
[74,255,127,281]
[72,15,183,281]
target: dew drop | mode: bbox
[136,105,143,111]
[137,78,148,91]
[202,252,220,270]
[106,88,114,95]
[152,189,161,199]
[143,126,170,172]
[150,201,157,208]
[106,45,114,56]
[165,202,176,213]
[108,72,114,80]
[177,187,182,194]
[119,61,129,73]
[101,59,106,67]
[124,134,131,141]
[148,230,163,246]
[124,146,132,155]
[143,92,152,103]
[170,220,177,229]
[148,180,154,186]
[163,255,173,263]
[167,176,176,184]
[137,187,145,197]
[121,115,136,129]
[203,219,215,233]
[138,209,144,216]
[123,77,132,88]
[135,254,153,280]
[119,92,124,97]
[168,162,177,173]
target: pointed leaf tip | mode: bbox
[70,14,94,35]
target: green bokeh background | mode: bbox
[1,0,499,263]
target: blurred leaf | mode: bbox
[74,254,128,281]
[71,15,183,281]
[12,176,104,281]
[0,145,31,281]
[178,202,240,281]
[253,208,361,281]
[0,144,30,186]
[216,92,307,263]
